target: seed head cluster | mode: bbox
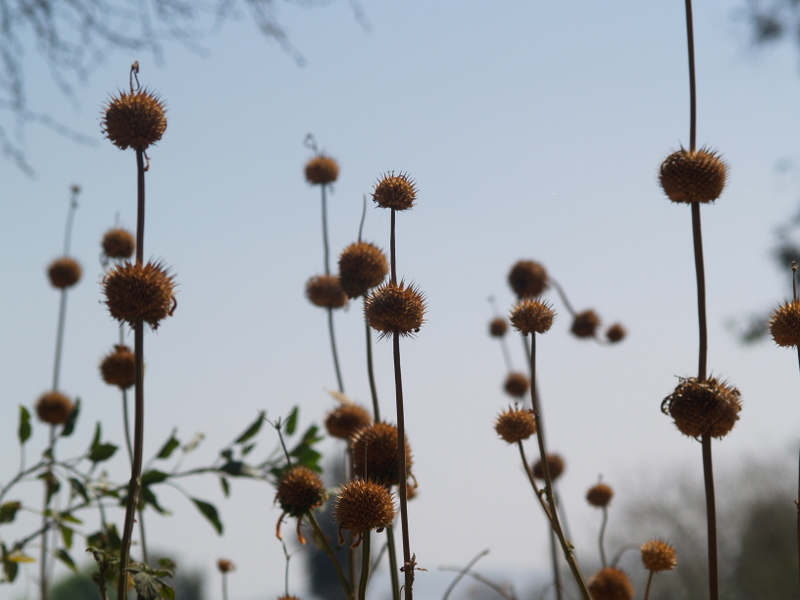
[365,281,426,339]
[770,300,800,347]
[338,242,389,298]
[605,323,626,343]
[102,228,136,260]
[304,155,340,185]
[48,257,82,289]
[495,406,537,444]
[659,147,727,204]
[586,483,614,508]
[102,89,167,151]
[372,172,417,211]
[275,466,326,518]
[510,299,555,335]
[533,454,565,481]
[588,567,634,600]
[503,372,530,399]
[305,274,348,309]
[640,539,678,572]
[351,422,412,486]
[100,345,136,390]
[489,317,508,338]
[103,261,176,329]
[35,391,74,425]
[661,376,742,439]
[571,309,601,339]
[508,260,548,298]
[335,479,395,543]
[325,404,373,440]
[216,559,235,574]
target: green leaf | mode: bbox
[68,478,89,504]
[220,477,230,498]
[162,585,176,600]
[60,525,74,549]
[57,512,82,525]
[190,498,223,535]
[60,398,80,437]
[156,430,180,459]
[234,412,265,445]
[56,549,77,572]
[39,472,60,504]
[284,406,299,435]
[219,461,261,478]
[241,442,256,456]
[140,486,169,515]
[133,571,163,600]
[88,443,117,463]
[0,502,21,524]
[141,470,169,486]
[18,406,31,445]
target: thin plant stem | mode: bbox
[358,531,371,600]
[792,264,799,373]
[328,307,345,393]
[120,390,134,465]
[393,332,414,600]
[222,573,229,600]
[307,512,354,600]
[701,434,718,600]
[321,184,331,275]
[598,507,609,568]
[52,290,68,391]
[643,570,655,600]
[386,525,401,600]
[691,204,708,380]
[796,449,800,593]
[548,528,563,600]
[364,301,381,422]
[441,548,489,600]
[685,0,697,153]
[548,277,577,317]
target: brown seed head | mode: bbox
[661,376,742,439]
[372,172,417,211]
[605,323,626,343]
[508,260,548,298]
[489,317,508,337]
[305,274,347,309]
[216,559,235,574]
[503,372,530,399]
[48,257,82,289]
[571,309,601,339]
[532,454,565,481]
[351,422,412,486]
[495,406,537,444]
[103,261,176,330]
[587,483,614,507]
[304,155,340,185]
[588,567,634,600]
[640,539,678,572]
[325,404,373,440]
[659,147,727,204]
[99,345,136,389]
[338,242,389,298]
[102,89,167,151]
[335,479,396,537]
[35,391,74,425]
[770,300,800,347]
[510,299,555,335]
[102,228,136,260]
[365,281,426,339]
[275,466,326,517]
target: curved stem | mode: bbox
[321,184,331,275]
[598,507,609,568]
[685,0,697,153]
[328,307,345,393]
[643,570,655,600]
[691,204,707,380]
[547,277,577,317]
[364,302,381,422]
[442,548,489,600]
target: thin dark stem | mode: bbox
[393,333,413,600]
[39,472,50,600]
[307,513,354,600]
[358,194,367,243]
[598,507,609,568]
[386,525,400,600]
[701,434,719,600]
[52,290,68,391]
[358,531,371,600]
[685,0,697,152]
[441,548,490,600]
[63,187,79,256]
[322,184,331,275]
[548,528,563,600]
[364,302,381,422]
[390,211,397,284]
[548,277,576,317]
[643,570,655,600]
[328,307,345,393]
[691,203,707,380]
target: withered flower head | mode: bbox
[35,391,74,425]
[661,376,742,439]
[659,147,727,204]
[489,317,508,338]
[274,465,326,545]
[495,406,537,444]
[216,559,235,573]
[325,404,373,440]
[508,260,548,298]
[338,242,389,298]
[102,228,136,260]
[304,155,340,185]
[571,309,601,339]
[100,345,136,389]
[351,422,412,486]
[605,323,626,343]
[335,479,396,546]
[365,281,426,339]
[770,300,800,347]
[102,89,167,151]
[510,299,555,335]
[640,539,678,572]
[586,482,614,507]
[48,257,82,289]
[305,274,348,309]
[533,454,565,481]
[103,261,176,330]
[372,172,417,211]
[503,372,530,399]
[588,567,634,600]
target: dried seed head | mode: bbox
[661,377,742,439]
[588,567,634,600]
[102,89,167,151]
[605,323,626,343]
[351,422,412,486]
[510,299,555,335]
[35,392,74,425]
[640,539,678,572]
[103,261,176,330]
[102,228,135,260]
[216,559,235,573]
[325,404,373,440]
[365,281,426,339]
[338,242,389,298]
[770,300,800,347]
[305,274,348,309]
[659,147,727,204]
[503,372,530,399]
[495,406,537,443]
[372,172,417,211]
[335,479,396,543]
[532,454,565,481]
[571,309,601,339]
[587,483,614,507]
[100,345,136,390]
[275,466,326,518]
[304,155,340,185]
[48,257,82,289]
[508,260,548,298]
[489,317,508,338]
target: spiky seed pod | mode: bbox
[640,539,678,572]
[335,479,396,543]
[372,172,417,211]
[571,309,601,339]
[304,155,340,185]
[103,261,176,330]
[532,454,565,481]
[102,228,136,260]
[351,422,412,486]
[661,377,742,439]
[216,559,235,573]
[305,274,348,309]
[588,567,634,600]
[769,300,800,347]
[586,483,614,507]
[659,147,727,204]
[510,299,555,335]
[503,372,530,399]
[102,89,167,151]
[100,345,136,389]
[35,392,74,425]
[275,466,326,518]
[48,257,82,289]
[508,260,548,298]
[338,241,389,298]
[325,404,373,440]
[495,406,537,444]
[365,281,426,339]
[605,323,626,343]
[489,317,508,337]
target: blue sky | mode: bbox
[3,1,800,599]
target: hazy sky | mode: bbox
[4,1,800,599]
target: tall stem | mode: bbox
[364,305,381,422]
[328,307,345,393]
[321,184,331,275]
[691,204,708,380]
[598,507,609,568]
[702,434,718,600]
[393,333,413,600]
[358,531,371,600]
[386,525,400,600]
